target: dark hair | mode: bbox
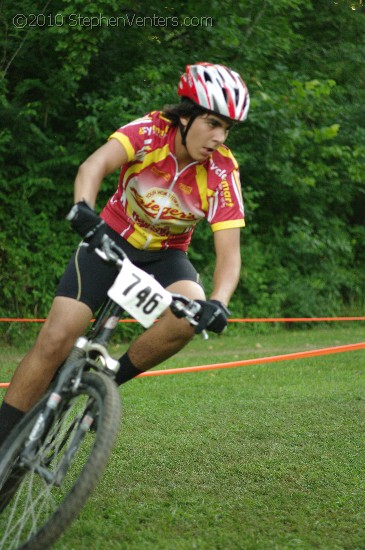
[162,98,206,127]
[162,97,236,128]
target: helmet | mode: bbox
[178,63,250,122]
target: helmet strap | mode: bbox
[179,114,198,147]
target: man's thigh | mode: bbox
[56,244,119,313]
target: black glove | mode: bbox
[67,200,107,250]
[195,299,230,334]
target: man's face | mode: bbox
[180,113,232,161]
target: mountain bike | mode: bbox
[0,235,203,550]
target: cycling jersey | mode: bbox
[101,111,245,251]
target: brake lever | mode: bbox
[170,297,209,340]
[94,235,125,266]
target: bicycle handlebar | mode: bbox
[92,235,206,335]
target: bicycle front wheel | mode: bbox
[0,371,121,550]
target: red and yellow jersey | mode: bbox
[101,111,245,251]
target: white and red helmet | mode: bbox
[178,62,250,122]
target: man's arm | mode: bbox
[74,138,129,207]
[210,227,242,306]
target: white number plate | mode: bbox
[107,258,172,328]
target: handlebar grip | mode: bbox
[170,296,208,338]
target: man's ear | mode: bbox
[179,116,189,128]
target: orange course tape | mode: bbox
[138,341,365,377]
[1,342,364,388]
[1,317,365,323]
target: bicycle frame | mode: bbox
[16,232,204,469]
[0,235,207,550]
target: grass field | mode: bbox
[1,324,365,549]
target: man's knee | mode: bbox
[34,298,92,362]
[166,279,206,301]
[164,279,205,344]
[36,322,74,359]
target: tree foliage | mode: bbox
[0,0,364,331]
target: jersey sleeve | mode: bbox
[108,114,153,162]
[207,166,245,232]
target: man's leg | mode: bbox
[0,297,93,444]
[116,280,205,384]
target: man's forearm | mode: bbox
[210,256,241,306]
[73,162,104,207]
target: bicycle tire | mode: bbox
[0,371,121,550]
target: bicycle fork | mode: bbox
[28,407,95,487]
[19,335,120,486]
[19,341,93,484]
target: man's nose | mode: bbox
[212,127,227,144]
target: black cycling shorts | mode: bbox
[56,226,201,313]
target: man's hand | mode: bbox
[67,200,107,250]
[195,300,230,334]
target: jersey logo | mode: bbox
[179,183,192,195]
[128,186,197,226]
[151,166,171,182]
[220,181,234,207]
[138,124,169,138]
[210,159,228,180]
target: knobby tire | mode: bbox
[0,371,121,550]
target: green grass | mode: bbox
[1,325,365,549]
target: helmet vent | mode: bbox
[203,71,213,83]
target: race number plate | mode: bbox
[107,258,172,328]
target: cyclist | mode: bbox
[0,62,250,445]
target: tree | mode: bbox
[0,0,364,334]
